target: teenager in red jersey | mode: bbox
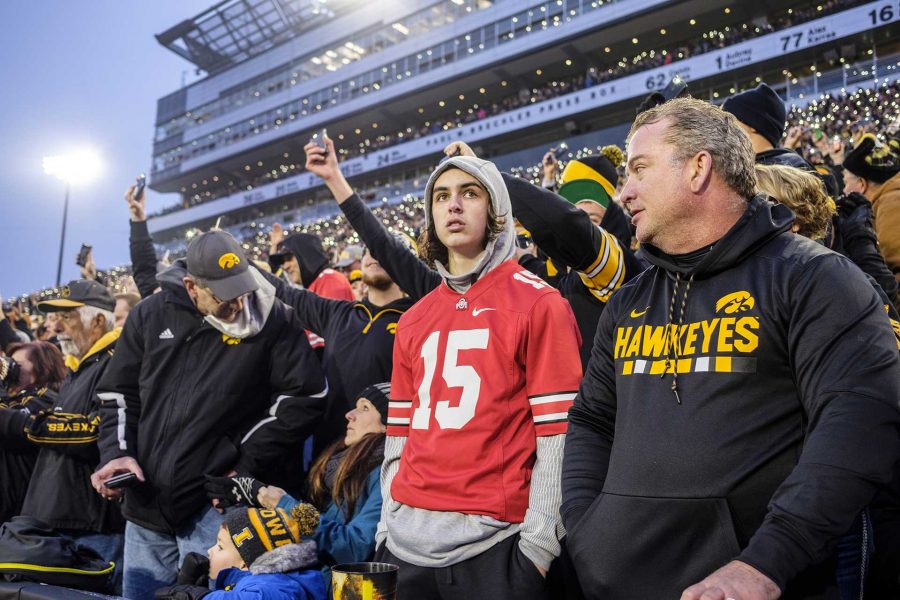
[375,154,583,599]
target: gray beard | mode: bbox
[58,338,82,358]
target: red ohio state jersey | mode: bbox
[388,259,582,523]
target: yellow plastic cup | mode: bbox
[331,562,399,600]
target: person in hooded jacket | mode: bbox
[270,232,354,302]
[254,215,414,458]
[91,230,327,600]
[561,98,900,600]
[373,149,582,599]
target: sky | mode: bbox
[0,1,213,297]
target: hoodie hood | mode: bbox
[279,233,328,288]
[641,196,794,278]
[157,259,189,291]
[249,540,319,575]
[423,156,515,292]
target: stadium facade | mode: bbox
[147,0,900,246]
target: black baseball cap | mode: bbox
[38,279,115,313]
[186,231,258,301]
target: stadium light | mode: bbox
[42,149,103,286]
[42,149,103,186]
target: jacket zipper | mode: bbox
[158,318,207,529]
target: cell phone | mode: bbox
[104,472,138,489]
[134,174,146,201]
[310,128,328,157]
[76,244,92,268]
[661,75,687,101]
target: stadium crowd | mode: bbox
[2,72,900,600]
[155,0,868,215]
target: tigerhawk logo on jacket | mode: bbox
[616,291,759,375]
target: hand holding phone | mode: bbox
[310,129,328,157]
[104,472,138,489]
[134,174,146,201]
[75,244,93,268]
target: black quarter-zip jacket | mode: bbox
[96,274,326,534]
[562,196,900,598]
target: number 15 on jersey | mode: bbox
[411,329,490,430]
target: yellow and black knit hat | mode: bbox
[224,508,300,567]
[558,146,624,208]
[843,134,900,183]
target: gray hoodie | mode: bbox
[423,156,515,292]
[378,157,565,572]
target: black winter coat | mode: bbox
[20,333,124,533]
[0,387,56,523]
[96,278,326,533]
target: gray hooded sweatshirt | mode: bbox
[376,156,566,572]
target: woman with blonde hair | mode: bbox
[754,163,835,240]
[756,163,897,305]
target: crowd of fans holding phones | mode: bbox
[1,76,900,600]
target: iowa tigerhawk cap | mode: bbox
[38,279,115,313]
[186,230,258,301]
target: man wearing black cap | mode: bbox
[723,83,813,171]
[843,134,900,291]
[91,230,326,600]
[10,279,125,590]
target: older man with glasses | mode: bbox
[91,230,327,600]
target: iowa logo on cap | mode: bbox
[218,253,241,269]
[715,291,755,314]
[60,286,71,298]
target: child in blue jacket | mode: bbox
[154,507,326,600]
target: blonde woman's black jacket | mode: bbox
[96,276,326,534]
[562,196,900,598]
[0,387,56,523]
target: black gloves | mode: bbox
[154,584,210,600]
[176,552,211,586]
[204,474,263,507]
[154,553,211,598]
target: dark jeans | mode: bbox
[375,534,547,600]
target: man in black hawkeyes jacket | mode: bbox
[561,98,900,600]
[91,230,326,600]
[12,280,125,591]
